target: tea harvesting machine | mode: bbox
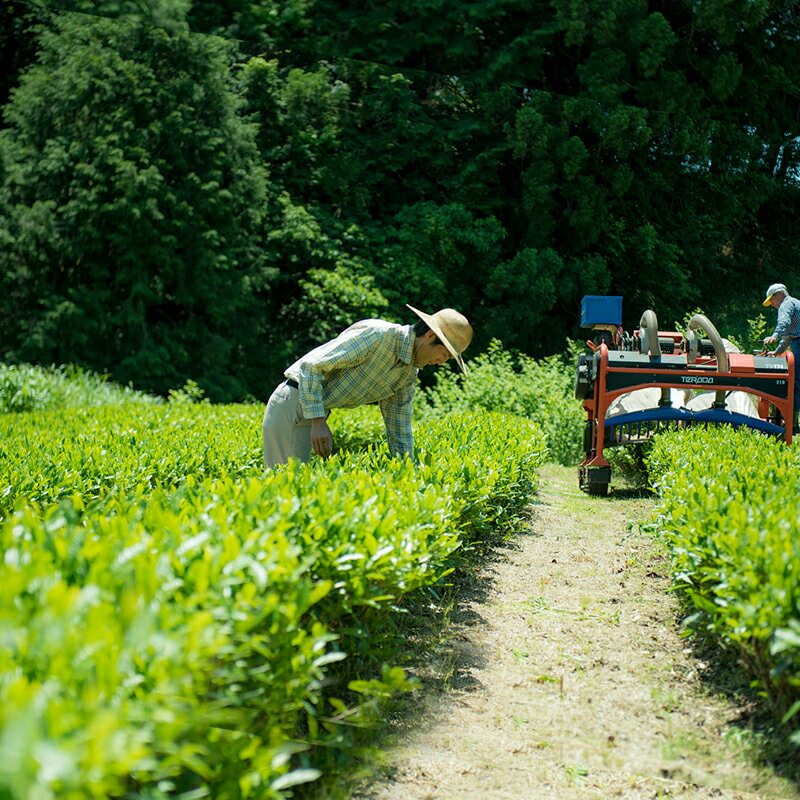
[575,295,794,495]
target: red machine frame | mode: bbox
[577,328,794,495]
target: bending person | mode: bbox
[262,304,473,468]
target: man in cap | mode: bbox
[762,282,800,432]
[262,305,473,467]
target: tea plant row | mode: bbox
[0,403,547,798]
[646,428,800,743]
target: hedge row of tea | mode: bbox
[0,402,547,799]
[0,363,159,413]
[646,428,800,741]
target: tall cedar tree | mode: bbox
[0,12,275,399]
[192,0,800,352]
[1,0,799,393]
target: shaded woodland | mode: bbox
[1,0,799,399]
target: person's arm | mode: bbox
[766,302,794,354]
[379,383,415,458]
[310,417,333,459]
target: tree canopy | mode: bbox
[1,0,799,399]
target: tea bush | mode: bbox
[647,427,800,741]
[422,339,583,465]
[0,403,264,517]
[326,404,386,453]
[0,402,547,798]
[605,442,653,490]
[0,363,158,413]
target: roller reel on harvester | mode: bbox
[575,296,794,496]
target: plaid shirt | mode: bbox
[286,319,418,457]
[771,294,800,354]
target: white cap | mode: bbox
[763,283,788,306]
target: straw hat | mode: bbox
[407,304,473,375]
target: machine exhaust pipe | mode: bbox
[639,310,672,407]
[687,314,728,407]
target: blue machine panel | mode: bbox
[581,295,623,328]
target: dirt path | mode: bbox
[354,465,799,800]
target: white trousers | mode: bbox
[261,382,313,468]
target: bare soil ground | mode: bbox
[353,464,800,800]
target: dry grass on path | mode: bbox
[353,464,800,800]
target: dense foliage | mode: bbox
[1,0,799,399]
[0,397,547,798]
[0,362,158,413]
[646,427,800,743]
[422,338,583,465]
[0,12,272,399]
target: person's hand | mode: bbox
[310,417,333,459]
[764,335,778,346]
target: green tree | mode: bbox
[0,1,43,125]
[5,0,799,392]
[238,56,516,352]
[30,0,190,30]
[0,12,274,399]
[313,3,799,327]
[375,201,506,344]
[212,0,800,351]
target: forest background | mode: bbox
[1,0,799,402]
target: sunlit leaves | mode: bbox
[0,401,548,795]
[648,427,800,731]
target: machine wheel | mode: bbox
[584,481,608,497]
[579,465,611,496]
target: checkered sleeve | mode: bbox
[771,298,800,354]
[379,382,415,458]
[297,328,379,418]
